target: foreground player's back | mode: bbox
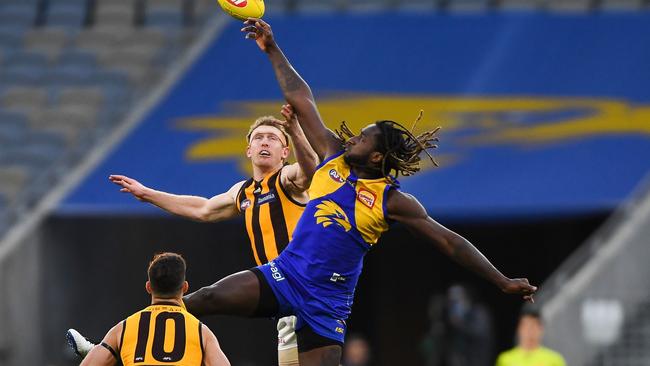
[121,303,204,366]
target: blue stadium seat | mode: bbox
[146,9,185,29]
[2,51,49,85]
[0,26,25,53]
[0,111,28,144]
[4,50,49,68]
[47,51,97,85]
[0,131,68,170]
[47,3,86,28]
[0,3,37,27]
[58,50,97,68]
[1,65,48,85]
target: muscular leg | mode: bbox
[298,346,341,366]
[296,326,343,366]
[183,270,275,318]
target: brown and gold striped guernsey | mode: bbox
[236,167,306,265]
[119,303,204,366]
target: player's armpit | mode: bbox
[385,191,455,255]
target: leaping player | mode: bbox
[68,105,319,366]
[174,18,537,366]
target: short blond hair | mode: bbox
[246,116,289,146]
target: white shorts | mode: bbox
[277,315,298,351]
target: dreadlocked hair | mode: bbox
[377,122,440,184]
[337,111,440,186]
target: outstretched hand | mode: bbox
[241,18,275,52]
[501,278,538,303]
[279,104,298,130]
[108,175,149,201]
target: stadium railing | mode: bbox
[536,174,650,366]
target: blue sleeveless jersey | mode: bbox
[272,150,397,319]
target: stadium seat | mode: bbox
[56,86,105,110]
[149,0,185,11]
[546,0,592,11]
[48,64,97,86]
[0,165,29,205]
[396,0,437,12]
[346,0,393,12]
[0,3,37,28]
[0,111,29,145]
[146,8,185,28]
[295,0,340,13]
[24,27,70,61]
[4,50,49,68]
[120,28,167,51]
[28,105,99,145]
[1,86,49,111]
[4,131,68,167]
[447,0,492,11]
[264,0,290,14]
[600,0,645,10]
[1,64,48,86]
[47,3,86,28]
[95,4,135,27]
[0,26,25,53]
[74,27,127,58]
[499,0,542,11]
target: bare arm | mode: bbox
[109,175,243,222]
[201,325,231,366]
[242,18,342,160]
[80,323,121,366]
[279,104,319,192]
[386,190,537,301]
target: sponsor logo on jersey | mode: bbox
[257,191,276,205]
[240,198,251,210]
[330,273,347,283]
[329,169,345,183]
[357,189,376,208]
[314,200,351,232]
[335,327,345,334]
[253,186,262,194]
[226,0,247,7]
[269,261,285,282]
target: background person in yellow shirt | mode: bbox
[495,309,566,366]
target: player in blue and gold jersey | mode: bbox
[69,106,319,366]
[182,19,538,366]
[80,252,230,366]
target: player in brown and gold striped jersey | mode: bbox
[80,252,230,366]
[104,105,319,366]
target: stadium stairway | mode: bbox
[593,300,650,366]
[536,177,650,366]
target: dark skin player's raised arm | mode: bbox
[386,190,538,302]
[241,18,342,160]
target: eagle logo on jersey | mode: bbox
[314,200,351,232]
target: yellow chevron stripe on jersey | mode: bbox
[309,152,391,245]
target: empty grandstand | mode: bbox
[0,0,649,365]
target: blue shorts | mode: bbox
[256,260,348,344]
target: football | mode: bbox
[217,0,265,21]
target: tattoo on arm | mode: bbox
[276,60,303,93]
